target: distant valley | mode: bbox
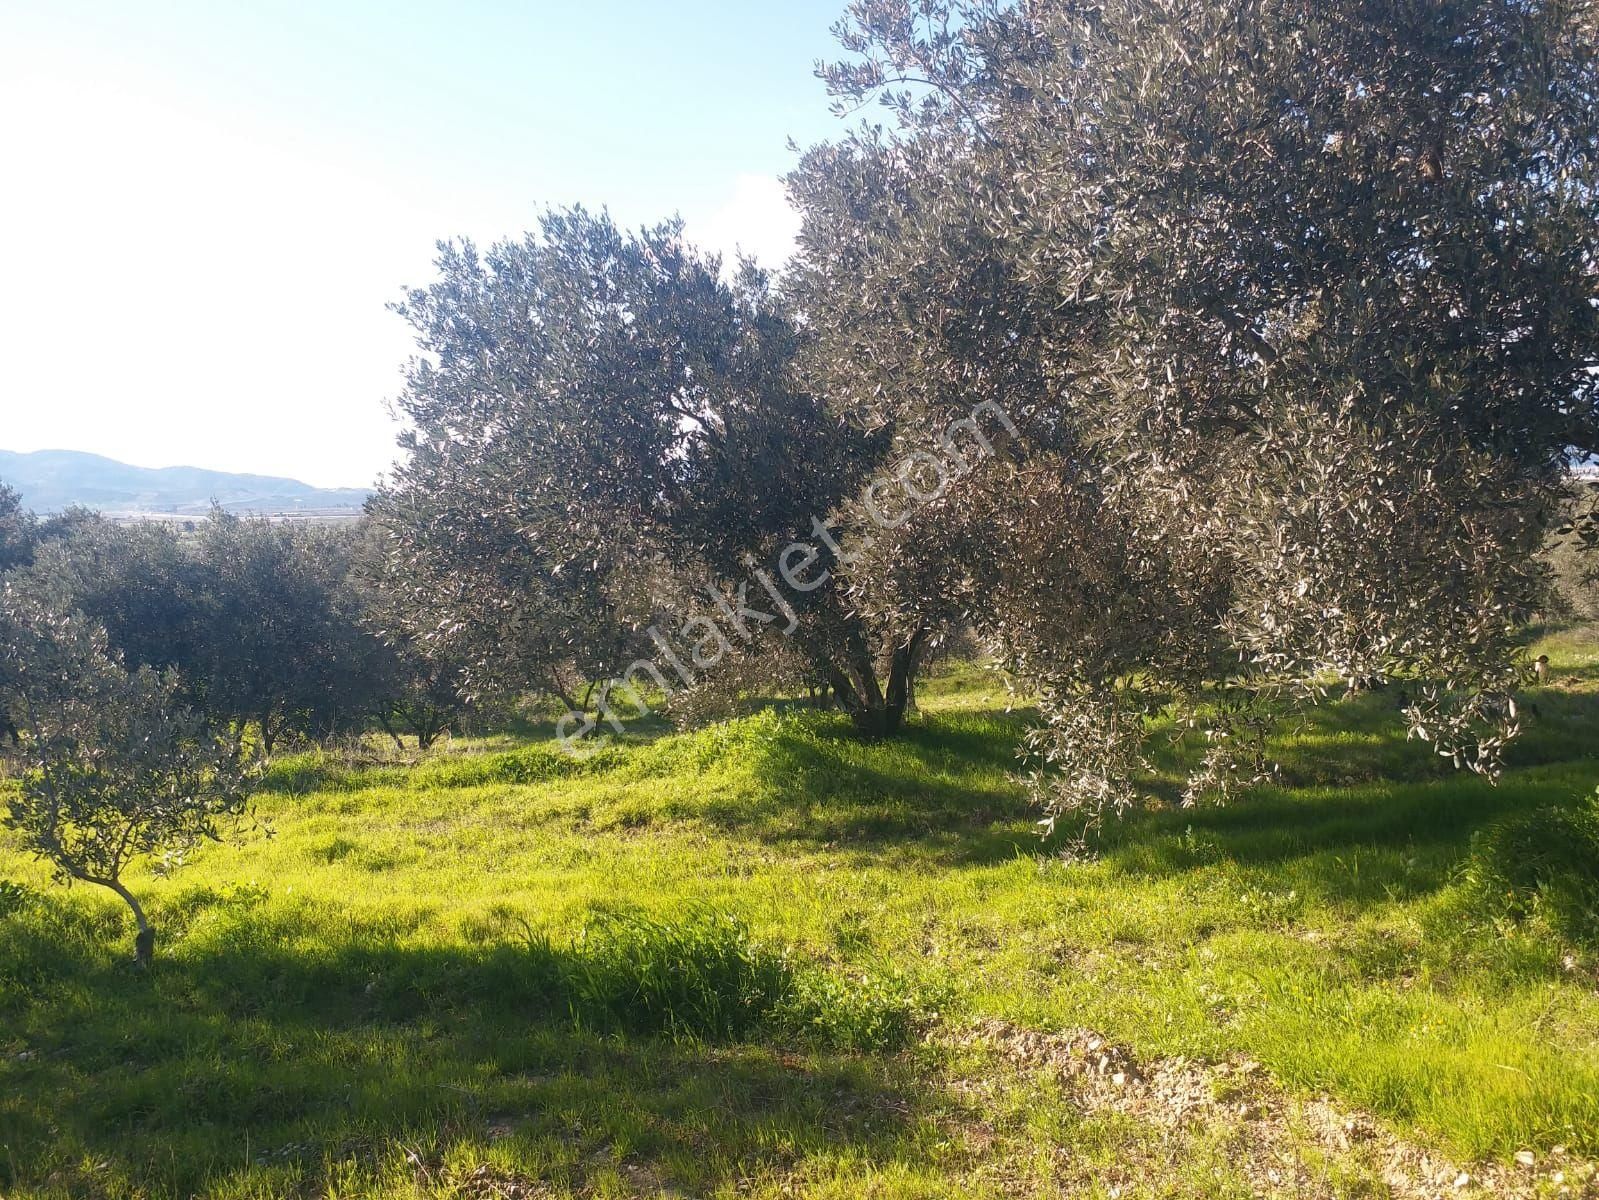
[0,449,371,518]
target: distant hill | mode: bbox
[0,449,371,517]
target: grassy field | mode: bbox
[3,631,1599,1198]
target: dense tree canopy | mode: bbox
[3,511,469,754]
[372,209,953,736]
[373,0,1598,804]
[789,0,1599,823]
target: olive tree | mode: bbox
[19,512,386,752]
[372,208,942,737]
[0,484,33,576]
[186,512,377,751]
[351,526,476,749]
[795,0,1599,824]
[0,584,255,966]
[24,516,200,678]
[0,487,27,743]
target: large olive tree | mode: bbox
[373,209,945,736]
[793,0,1599,824]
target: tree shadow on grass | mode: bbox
[1095,765,1599,908]
[0,914,939,1200]
[694,706,1041,867]
[713,678,1597,879]
[1134,679,1597,795]
[1079,661,1599,907]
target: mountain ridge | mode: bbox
[0,448,371,516]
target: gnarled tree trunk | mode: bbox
[826,628,929,737]
[101,877,155,968]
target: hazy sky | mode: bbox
[0,0,851,487]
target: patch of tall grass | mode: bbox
[560,907,929,1049]
[0,892,926,1053]
[1463,786,1599,946]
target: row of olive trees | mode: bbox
[4,507,472,753]
[7,0,1598,966]
[0,497,478,963]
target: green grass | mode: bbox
[2,629,1598,1197]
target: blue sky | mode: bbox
[0,0,853,487]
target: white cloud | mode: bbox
[683,174,801,272]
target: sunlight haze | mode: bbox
[0,0,840,488]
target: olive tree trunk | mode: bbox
[826,628,929,738]
[103,877,155,967]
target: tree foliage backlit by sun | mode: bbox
[792,0,1598,823]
